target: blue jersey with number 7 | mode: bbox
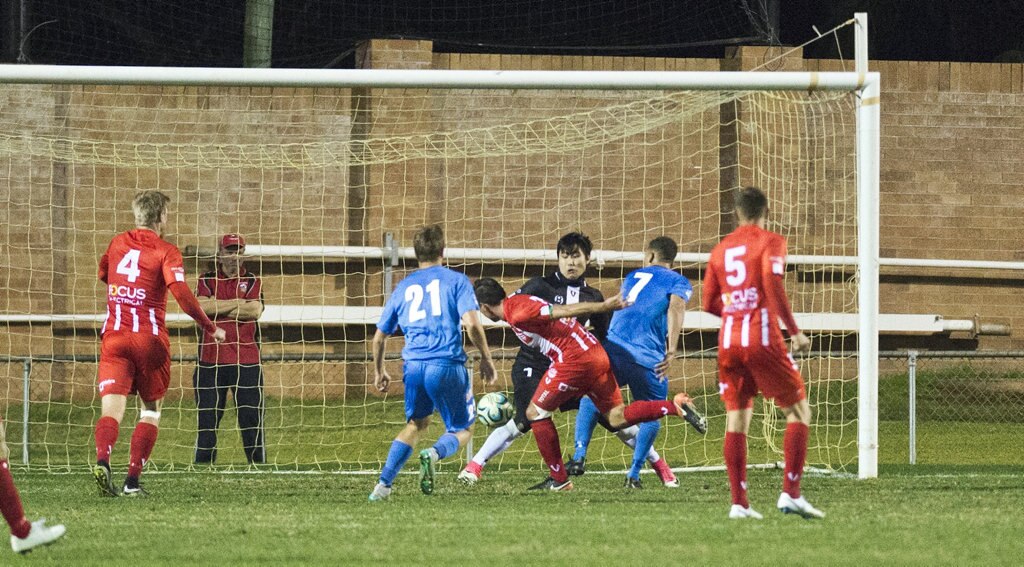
[377,265,480,363]
[607,265,693,369]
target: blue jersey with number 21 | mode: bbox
[377,265,479,363]
[607,265,693,369]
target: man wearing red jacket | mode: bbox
[703,186,823,520]
[194,233,266,465]
[94,191,226,497]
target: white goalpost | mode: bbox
[0,15,880,478]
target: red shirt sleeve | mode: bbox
[702,256,723,317]
[505,295,552,328]
[162,246,187,288]
[762,236,800,335]
[169,281,217,334]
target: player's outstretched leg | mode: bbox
[459,420,524,485]
[672,393,708,434]
[625,421,661,486]
[370,439,414,501]
[10,519,66,554]
[567,397,601,476]
[1,459,66,554]
[527,418,572,492]
[419,449,437,495]
[419,432,459,495]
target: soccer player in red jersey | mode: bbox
[93,191,226,497]
[0,417,65,553]
[703,186,824,519]
[474,277,696,491]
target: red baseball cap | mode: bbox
[219,233,246,252]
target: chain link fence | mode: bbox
[4,351,1022,469]
[880,351,1024,466]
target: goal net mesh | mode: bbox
[0,80,858,473]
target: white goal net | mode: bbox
[0,67,873,475]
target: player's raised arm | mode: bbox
[549,293,630,320]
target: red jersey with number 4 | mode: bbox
[702,224,801,351]
[503,294,602,364]
[99,229,187,340]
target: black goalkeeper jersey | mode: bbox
[511,271,610,369]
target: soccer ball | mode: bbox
[476,392,514,428]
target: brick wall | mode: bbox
[3,40,1024,403]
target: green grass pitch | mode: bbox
[8,464,1024,564]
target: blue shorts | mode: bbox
[403,360,475,432]
[604,341,667,402]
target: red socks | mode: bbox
[724,432,748,507]
[529,418,568,483]
[95,416,120,463]
[622,400,676,425]
[128,422,159,479]
[0,461,31,539]
[783,422,809,498]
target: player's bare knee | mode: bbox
[782,399,812,425]
[526,404,551,422]
[0,441,9,461]
[605,406,627,429]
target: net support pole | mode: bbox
[21,358,30,464]
[908,350,918,465]
[855,11,880,479]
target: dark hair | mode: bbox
[735,186,768,221]
[473,277,507,307]
[647,236,678,263]
[556,232,593,258]
[413,224,445,262]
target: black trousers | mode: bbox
[193,363,266,464]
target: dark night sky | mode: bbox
[3,1,1024,67]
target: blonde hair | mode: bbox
[132,191,170,228]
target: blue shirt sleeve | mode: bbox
[454,274,480,317]
[671,274,694,303]
[377,289,401,335]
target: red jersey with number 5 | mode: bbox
[99,229,187,340]
[702,225,801,351]
[503,294,602,364]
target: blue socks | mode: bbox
[628,421,661,479]
[432,432,460,460]
[379,440,414,486]
[572,396,600,461]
